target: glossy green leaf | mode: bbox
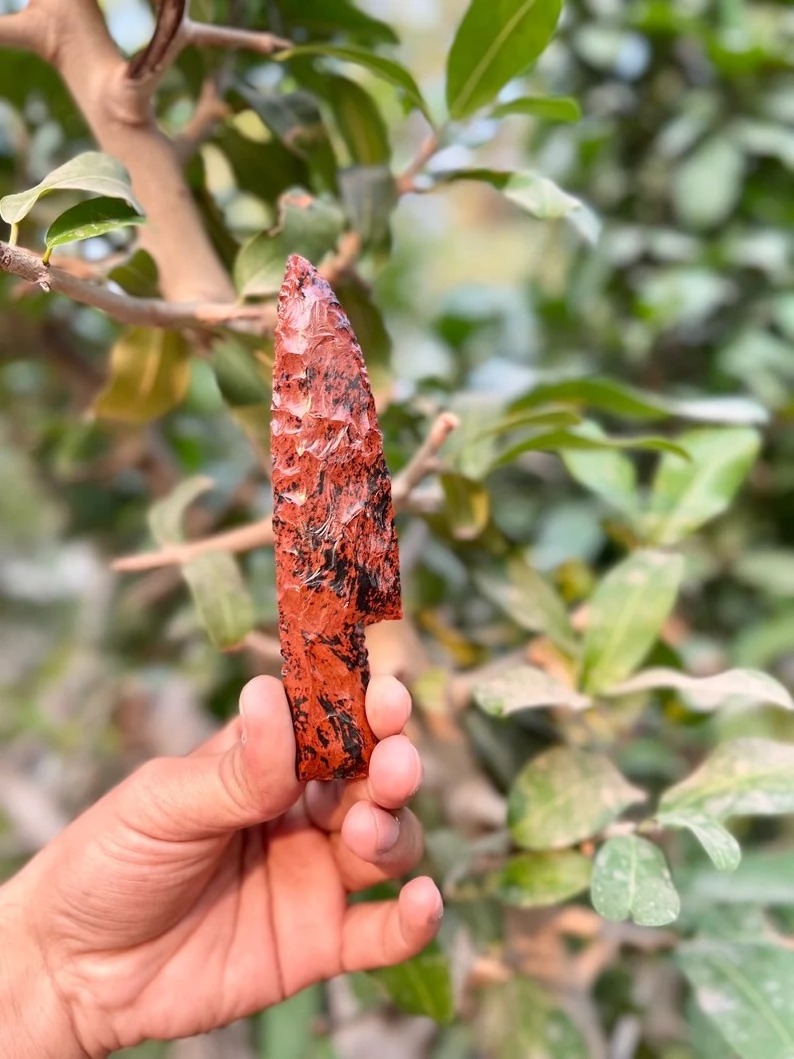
[258,986,324,1059]
[680,940,794,1059]
[643,427,761,546]
[673,135,744,230]
[446,0,563,119]
[474,555,577,655]
[490,850,592,907]
[369,941,454,1023]
[182,552,256,650]
[92,327,191,424]
[326,75,390,165]
[108,248,159,297]
[440,473,490,539]
[434,167,599,243]
[491,95,581,122]
[581,550,685,694]
[658,809,741,872]
[234,187,345,298]
[0,150,141,224]
[606,667,794,712]
[492,426,687,471]
[149,476,214,547]
[509,376,768,425]
[478,979,588,1059]
[211,337,272,408]
[508,746,645,850]
[591,835,680,926]
[338,165,396,253]
[562,445,638,517]
[42,196,144,262]
[278,45,432,123]
[474,664,590,715]
[660,738,794,821]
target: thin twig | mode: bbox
[395,131,441,196]
[0,242,276,333]
[391,411,460,503]
[111,517,274,573]
[128,0,186,79]
[111,412,460,573]
[175,75,231,162]
[182,18,291,56]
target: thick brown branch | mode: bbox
[0,241,275,333]
[128,0,186,80]
[0,8,50,54]
[111,413,459,574]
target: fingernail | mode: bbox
[376,810,401,853]
[409,746,423,797]
[430,894,444,922]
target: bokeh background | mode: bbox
[2,0,794,1056]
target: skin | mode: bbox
[0,675,442,1059]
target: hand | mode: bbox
[0,676,441,1058]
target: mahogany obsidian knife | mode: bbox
[271,255,402,781]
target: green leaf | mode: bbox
[338,165,397,253]
[680,940,794,1059]
[660,738,794,821]
[473,664,590,716]
[562,445,639,517]
[673,135,744,230]
[643,427,761,546]
[606,667,794,712]
[657,809,741,872]
[474,555,578,655]
[591,835,680,926]
[0,150,142,224]
[182,552,255,650]
[258,986,324,1059]
[369,941,454,1023]
[440,473,490,539]
[478,979,588,1059]
[508,747,645,850]
[446,0,563,119]
[92,327,191,424]
[492,426,687,471]
[734,549,794,598]
[149,475,214,547]
[434,168,599,243]
[509,377,768,426]
[581,550,685,694]
[686,850,794,908]
[234,187,345,298]
[489,850,592,907]
[326,75,390,165]
[278,45,432,123]
[42,196,144,262]
[108,249,159,297]
[211,337,272,408]
[490,95,581,122]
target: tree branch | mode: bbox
[181,18,291,57]
[0,241,276,333]
[174,75,230,162]
[0,8,50,54]
[110,412,460,573]
[127,0,186,80]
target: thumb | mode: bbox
[117,676,303,842]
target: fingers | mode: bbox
[116,676,302,841]
[341,876,443,972]
[331,804,424,891]
[366,675,412,739]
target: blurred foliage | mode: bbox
[2,0,794,1056]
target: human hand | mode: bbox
[0,676,441,1058]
